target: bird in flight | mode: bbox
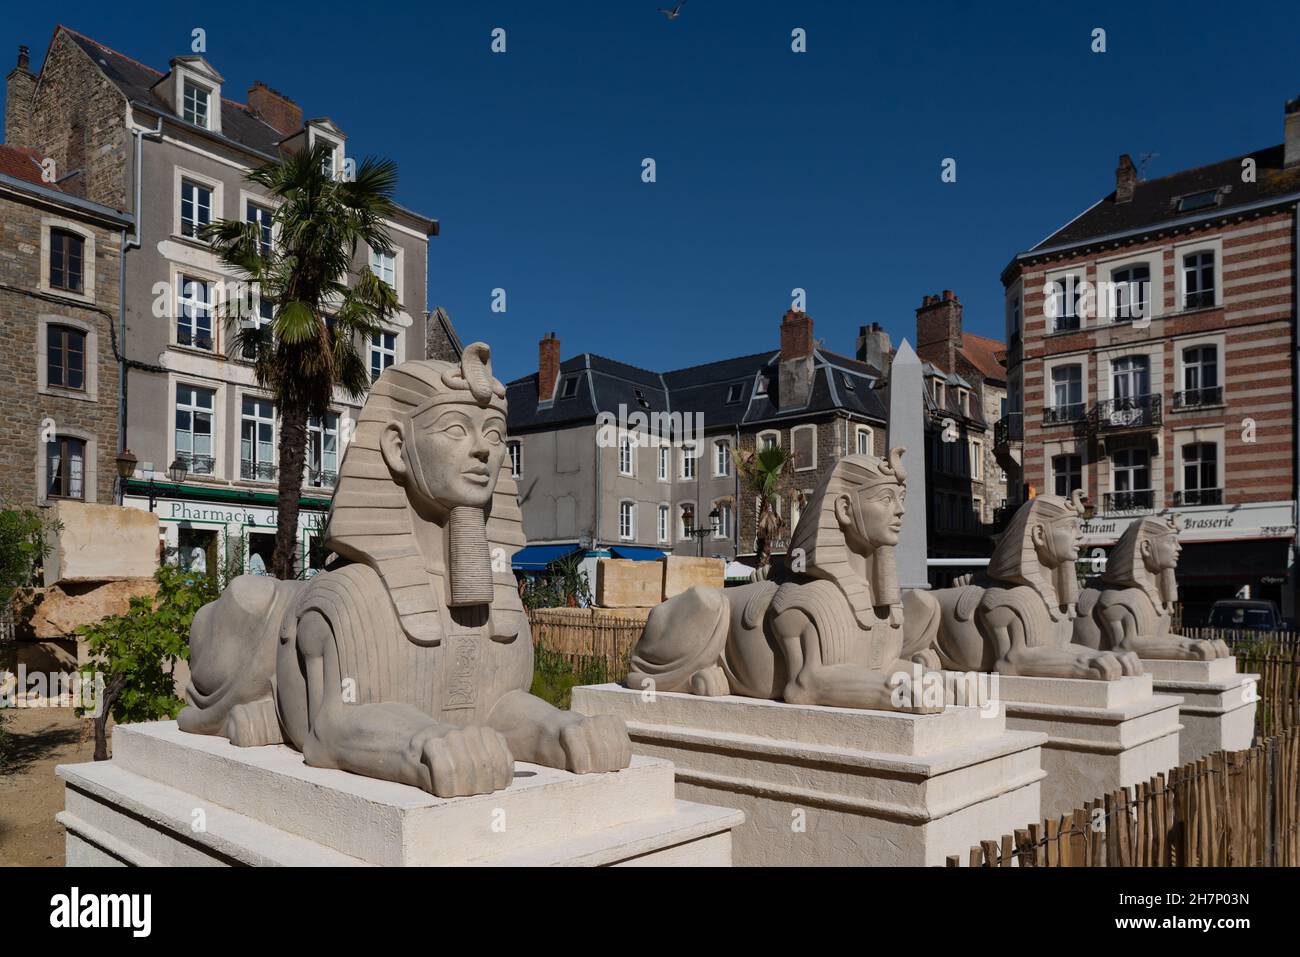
[658,1,687,21]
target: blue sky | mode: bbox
[4,1,1298,381]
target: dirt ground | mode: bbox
[0,708,104,866]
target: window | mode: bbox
[246,201,273,257]
[619,501,635,540]
[242,292,274,360]
[47,325,86,391]
[715,502,733,539]
[1049,365,1084,422]
[679,503,696,539]
[49,229,84,293]
[792,426,816,470]
[1178,190,1219,213]
[369,247,396,288]
[1110,264,1150,321]
[933,380,945,407]
[842,374,856,392]
[657,504,670,543]
[1180,346,1221,407]
[1011,294,1021,335]
[969,438,983,480]
[182,80,210,128]
[681,444,697,480]
[1111,355,1150,400]
[714,440,731,477]
[241,396,276,481]
[1183,251,1216,309]
[559,376,580,399]
[657,446,669,481]
[1112,447,1151,510]
[1052,454,1082,497]
[619,435,634,476]
[177,276,214,350]
[790,493,803,532]
[180,179,212,238]
[855,426,873,456]
[370,331,397,381]
[754,374,770,396]
[175,385,215,475]
[959,390,970,416]
[508,441,522,478]
[45,436,85,500]
[758,431,779,451]
[1050,275,1082,331]
[307,413,339,488]
[726,383,744,404]
[1181,443,1219,505]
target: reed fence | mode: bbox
[527,606,647,682]
[1184,627,1300,735]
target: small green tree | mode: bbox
[0,508,54,605]
[732,446,791,575]
[77,564,219,760]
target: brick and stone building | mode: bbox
[996,96,1300,621]
[505,310,889,577]
[4,28,440,573]
[0,137,131,508]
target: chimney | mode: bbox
[1115,153,1137,204]
[247,82,303,136]
[915,290,963,374]
[538,332,561,402]
[1286,95,1300,169]
[855,322,892,371]
[779,309,815,410]
[5,45,37,148]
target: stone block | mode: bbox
[1141,657,1258,765]
[44,502,159,585]
[595,558,662,607]
[22,578,158,638]
[661,556,724,598]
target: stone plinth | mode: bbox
[595,559,662,608]
[1140,657,1258,765]
[571,684,1046,867]
[57,721,743,867]
[661,556,724,598]
[990,673,1183,818]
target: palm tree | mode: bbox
[202,143,401,579]
[732,445,791,576]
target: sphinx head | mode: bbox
[1029,491,1086,571]
[1139,515,1182,575]
[832,448,908,554]
[378,343,508,514]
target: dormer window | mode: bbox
[841,374,856,392]
[183,80,211,128]
[559,376,580,399]
[755,374,770,396]
[726,383,744,403]
[1177,189,1220,213]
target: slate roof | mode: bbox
[1030,144,1300,254]
[507,347,887,435]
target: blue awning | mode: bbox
[511,544,583,571]
[609,545,667,562]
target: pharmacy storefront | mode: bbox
[1081,499,1298,624]
[124,482,330,578]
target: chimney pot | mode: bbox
[1115,153,1137,204]
[538,333,562,402]
[17,45,30,71]
[247,81,304,137]
[1286,95,1300,169]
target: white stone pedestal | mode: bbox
[992,673,1183,818]
[56,721,744,867]
[1140,657,1258,765]
[570,684,1046,867]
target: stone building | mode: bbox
[505,310,889,574]
[913,290,1008,562]
[3,29,439,573]
[996,94,1300,622]
[0,138,131,508]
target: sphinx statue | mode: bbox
[1073,515,1230,660]
[627,449,943,712]
[931,492,1144,680]
[178,344,631,797]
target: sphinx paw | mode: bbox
[1083,651,1124,681]
[689,665,729,697]
[559,715,632,774]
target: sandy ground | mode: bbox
[0,708,103,867]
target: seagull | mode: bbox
[658,1,687,20]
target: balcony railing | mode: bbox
[1173,386,1223,409]
[240,460,277,482]
[994,413,1022,451]
[1174,488,1223,506]
[307,469,338,489]
[177,453,215,476]
[1089,394,1162,432]
[1043,403,1086,426]
[1102,490,1154,514]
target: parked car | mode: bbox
[1206,599,1286,630]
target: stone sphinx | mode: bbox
[932,491,1144,680]
[178,343,631,797]
[1073,515,1230,660]
[627,449,943,712]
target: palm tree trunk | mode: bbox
[272,397,309,579]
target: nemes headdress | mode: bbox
[324,343,525,646]
[988,489,1087,620]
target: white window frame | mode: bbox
[791,424,817,472]
[678,501,697,541]
[1043,266,1087,331]
[508,441,522,478]
[171,62,222,134]
[713,439,731,478]
[854,425,874,457]
[680,444,697,480]
[619,434,635,477]
[1173,333,1226,409]
[239,391,277,483]
[618,499,635,541]
[657,503,670,544]
[369,329,399,381]
[969,438,983,480]
[173,381,220,479]
[757,429,780,451]
[713,500,733,540]
[368,243,404,303]
[657,445,670,482]
[182,79,212,129]
[306,411,341,488]
[1173,425,1226,502]
[309,126,345,181]
[173,166,223,242]
[1174,236,1223,311]
[176,273,216,352]
[245,197,275,257]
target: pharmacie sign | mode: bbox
[127,496,325,531]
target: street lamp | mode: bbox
[684,506,721,557]
[144,458,188,512]
[114,449,137,505]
